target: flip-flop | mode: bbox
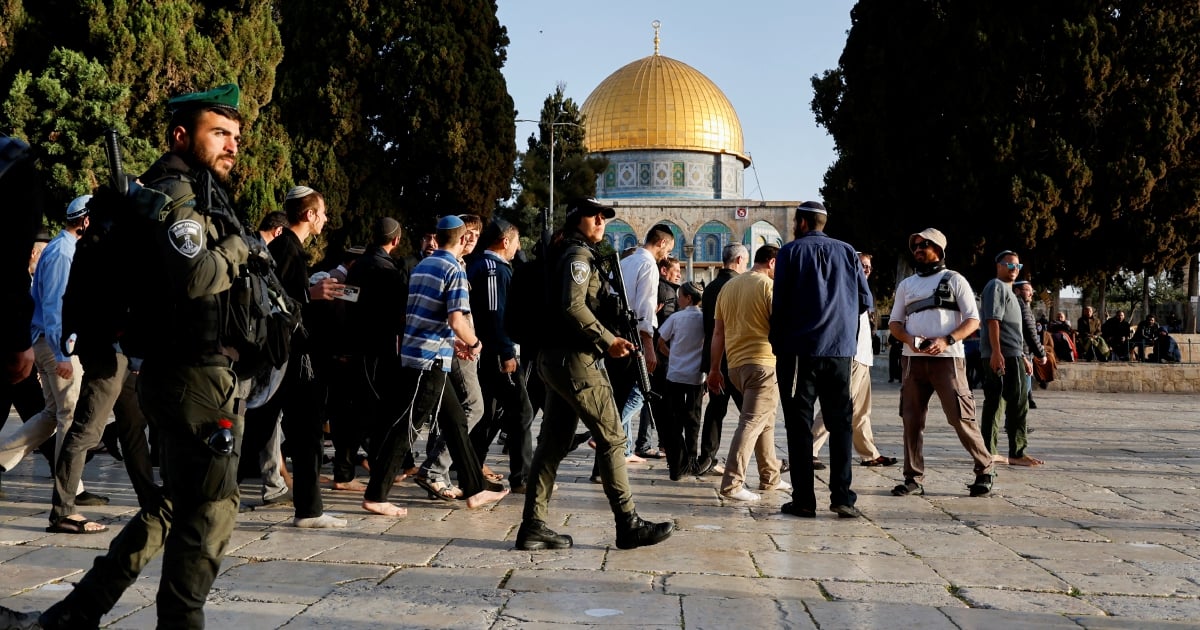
[46,518,108,535]
[414,476,463,501]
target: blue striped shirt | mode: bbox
[401,250,470,371]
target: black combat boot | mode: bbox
[614,511,674,550]
[515,520,573,550]
[968,471,996,497]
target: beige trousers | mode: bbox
[719,363,782,495]
[812,361,881,460]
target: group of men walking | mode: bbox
[0,79,1056,630]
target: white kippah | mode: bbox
[285,185,316,201]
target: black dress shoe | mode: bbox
[780,502,815,518]
[811,458,826,470]
[830,504,863,519]
[516,520,573,550]
[615,511,674,550]
[74,491,109,506]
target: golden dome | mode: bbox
[581,53,749,165]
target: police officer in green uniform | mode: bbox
[515,198,674,551]
[0,84,254,630]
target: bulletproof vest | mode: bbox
[543,238,612,352]
[905,271,961,316]
[143,166,242,362]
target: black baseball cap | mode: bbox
[564,198,615,226]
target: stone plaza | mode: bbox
[1,365,1199,629]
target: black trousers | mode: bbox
[698,361,742,463]
[777,354,856,511]
[364,364,488,502]
[470,353,533,488]
[659,380,704,477]
[242,353,325,519]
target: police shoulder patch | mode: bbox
[168,218,204,258]
[570,260,591,285]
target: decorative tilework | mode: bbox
[618,163,637,188]
[605,164,617,188]
[672,162,685,187]
[639,163,651,186]
[654,162,671,186]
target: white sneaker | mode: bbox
[761,479,792,492]
[725,487,761,502]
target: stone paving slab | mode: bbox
[3,365,1200,628]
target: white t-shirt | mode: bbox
[889,271,979,359]
[659,306,705,385]
[619,247,658,336]
[855,311,874,367]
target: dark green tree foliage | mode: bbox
[813,0,1200,290]
[2,48,156,211]
[372,0,517,227]
[510,85,608,247]
[1,0,283,223]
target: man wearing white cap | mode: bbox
[887,228,995,498]
[243,185,347,528]
[0,195,108,509]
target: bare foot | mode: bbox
[1008,455,1044,467]
[362,500,408,517]
[332,479,367,492]
[625,453,646,463]
[482,465,503,482]
[992,454,1009,464]
[465,487,510,509]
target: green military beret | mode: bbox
[167,83,240,113]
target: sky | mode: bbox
[496,0,856,203]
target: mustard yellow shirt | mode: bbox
[714,270,774,369]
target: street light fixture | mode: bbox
[517,115,583,247]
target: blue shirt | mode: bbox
[30,229,77,362]
[770,231,872,358]
[401,250,470,372]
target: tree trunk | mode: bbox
[1142,270,1151,318]
[1187,254,1198,333]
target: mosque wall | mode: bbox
[594,150,744,200]
[601,200,797,283]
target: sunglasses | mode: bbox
[912,241,935,252]
[1001,262,1023,270]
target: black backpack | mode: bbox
[60,180,176,378]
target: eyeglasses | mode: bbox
[912,241,935,251]
[1001,262,1023,270]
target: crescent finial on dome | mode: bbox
[652,20,661,55]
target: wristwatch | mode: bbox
[470,340,482,350]
[944,335,957,346]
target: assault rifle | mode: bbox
[600,253,657,400]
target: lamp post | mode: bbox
[517,115,583,248]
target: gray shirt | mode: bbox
[979,278,1024,358]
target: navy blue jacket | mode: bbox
[468,250,517,361]
[770,231,872,358]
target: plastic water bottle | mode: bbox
[207,419,235,455]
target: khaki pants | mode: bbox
[0,337,83,497]
[899,356,992,484]
[719,363,782,495]
[812,360,881,460]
